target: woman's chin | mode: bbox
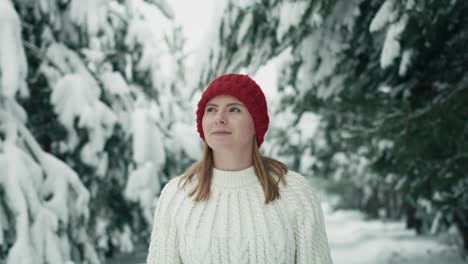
[207,140,234,150]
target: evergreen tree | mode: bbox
[280,0,468,250]
[199,0,468,251]
[0,0,198,262]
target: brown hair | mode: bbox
[178,140,288,204]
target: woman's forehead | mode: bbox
[207,95,245,106]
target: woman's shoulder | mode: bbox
[283,170,309,188]
[159,174,184,198]
[281,170,321,202]
[160,173,197,197]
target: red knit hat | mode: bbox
[196,73,269,148]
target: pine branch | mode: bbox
[109,9,129,26]
[347,76,468,137]
[23,41,65,76]
[408,75,468,122]
[0,97,45,165]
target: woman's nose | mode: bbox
[215,111,226,125]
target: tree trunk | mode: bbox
[454,210,468,252]
[403,200,423,234]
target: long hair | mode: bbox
[179,139,288,204]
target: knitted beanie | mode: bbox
[196,73,269,148]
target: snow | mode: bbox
[0,0,28,98]
[95,217,109,250]
[0,0,194,262]
[131,107,166,168]
[369,0,398,32]
[51,73,116,157]
[271,107,296,130]
[294,1,362,101]
[45,43,101,96]
[119,225,135,253]
[124,0,179,87]
[170,0,216,53]
[44,42,119,165]
[405,0,416,10]
[299,148,317,173]
[125,162,158,199]
[147,0,175,19]
[0,133,93,264]
[261,85,322,159]
[127,102,171,227]
[276,1,309,41]
[399,49,413,76]
[124,161,160,224]
[171,122,203,160]
[32,207,62,264]
[126,0,174,45]
[100,71,130,96]
[2,1,466,263]
[378,85,392,94]
[51,74,95,129]
[124,19,159,72]
[236,12,253,45]
[377,139,394,151]
[69,0,109,36]
[42,152,91,223]
[331,152,348,166]
[380,15,408,69]
[254,47,292,107]
[297,112,320,142]
[273,112,320,147]
[187,0,227,84]
[111,184,467,264]
[325,206,466,264]
[1,144,35,251]
[231,0,259,9]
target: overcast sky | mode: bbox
[170,0,281,101]
[171,0,217,51]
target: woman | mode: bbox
[146,74,333,264]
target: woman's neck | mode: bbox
[212,149,253,171]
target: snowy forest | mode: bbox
[0,0,467,263]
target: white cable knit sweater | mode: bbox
[146,166,333,264]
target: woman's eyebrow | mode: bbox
[206,103,244,107]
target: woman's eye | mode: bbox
[229,107,241,112]
[206,107,216,112]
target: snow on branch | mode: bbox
[145,0,175,19]
[380,15,408,69]
[0,0,28,98]
[0,100,94,263]
[369,0,398,32]
[70,0,109,36]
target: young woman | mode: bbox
[146,74,333,264]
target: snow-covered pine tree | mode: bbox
[194,0,329,90]
[277,0,468,250]
[0,0,199,262]
[198,0,468,252]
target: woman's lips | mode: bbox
[212,131,231,135]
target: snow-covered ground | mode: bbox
[108,202,466,264]
[324,204,466,264]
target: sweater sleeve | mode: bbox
[290,173,333,264]
[146,178,182,264]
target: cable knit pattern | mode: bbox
[146,166,333,264]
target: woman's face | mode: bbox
[202,95,255,153]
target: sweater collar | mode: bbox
[211,165,259,188]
